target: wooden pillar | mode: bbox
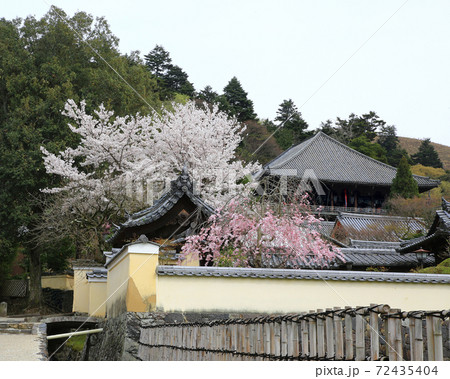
[355,307,365,361]
[325,309,335,359]
[316,310,325,359]
[369,304,379,361]
[333,308,344,360]
[308,314,317,359]
[344,306,353,360]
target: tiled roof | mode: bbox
[158,266,450,284]
[308,220,335,237]
[266,247,431,269]
[108,168,215,244]
[266,254,342,270]
[341,248,434,268]
[349,239,401,249]
[263,131,439,189]
[335,212,426,242]
[398,197,450,254]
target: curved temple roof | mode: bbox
[263,131,439,189]
[108,168,215,245]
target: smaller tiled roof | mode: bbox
[103,248,121,265]
[158,266,450,284]
[340,248,434,268]
[86,268,108,280]
[108,168,215,244]
[105,235,160,268]
[262,131,439,189]
[335,212,426,242]
[349,239,401,249]
[266,254,342,270]
[398,197,450,254]
[308,220,335,237]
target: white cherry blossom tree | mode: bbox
[39,100,260,255]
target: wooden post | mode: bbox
[257,322,264,361]
[355,307,365,361]
[309,314,317,358]
[395,310,403,361]
[236,324,242,360]
[333,308,344,360]
[281,320,288,358]
[344,307,353,360]
[288,320,299,359]
[431,315,443,361]
[316,310,325,359]
[387,311,400,361]
[411,317,424,361]
[369,304,379,361]
[264,322,271,360]
[232,323,238,359]
[301,316,309,358]
[245,324,251,359]
[270,321,276,360]
[274,321,281,359]
[248,324,256,359]
[325,308,335,359]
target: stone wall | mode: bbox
[82,311,251,361]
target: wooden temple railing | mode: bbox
[305,205,388,215]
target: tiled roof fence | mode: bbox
[71,259,104,269]
[335,212,426,242]
[86,268,108,280]
[107,168,214,245]
[263,131,439,189]
[349,239,401,249]
[157,266,450,284]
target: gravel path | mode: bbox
[0,333,42,361]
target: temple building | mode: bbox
[258,131,439,213]
[108,168,214,255]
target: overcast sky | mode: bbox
[3,0,450,146]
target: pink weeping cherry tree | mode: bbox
[181,195,344,269]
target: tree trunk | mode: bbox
[28,248,42,310]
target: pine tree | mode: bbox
[274,99,310,148]
[144,45,172,77]
[412,138,443,168]
[223,77,257,122]
[390,156,419,198]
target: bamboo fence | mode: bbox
[138,304,449,361]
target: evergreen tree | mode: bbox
[349,135,388,164]
[377,125,410,167]
[0,7,160,307]
[274,99,310,148]
[144,44,172,77]
[223,76,257,122]
[412,138,443,168]
[164,65,195,97]
[324,111,385,144]
[237,120,283,165]
[198,85,218,104]
[390,156,419,198]
[144,45,195,99]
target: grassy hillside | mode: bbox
[398,136,450,171]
